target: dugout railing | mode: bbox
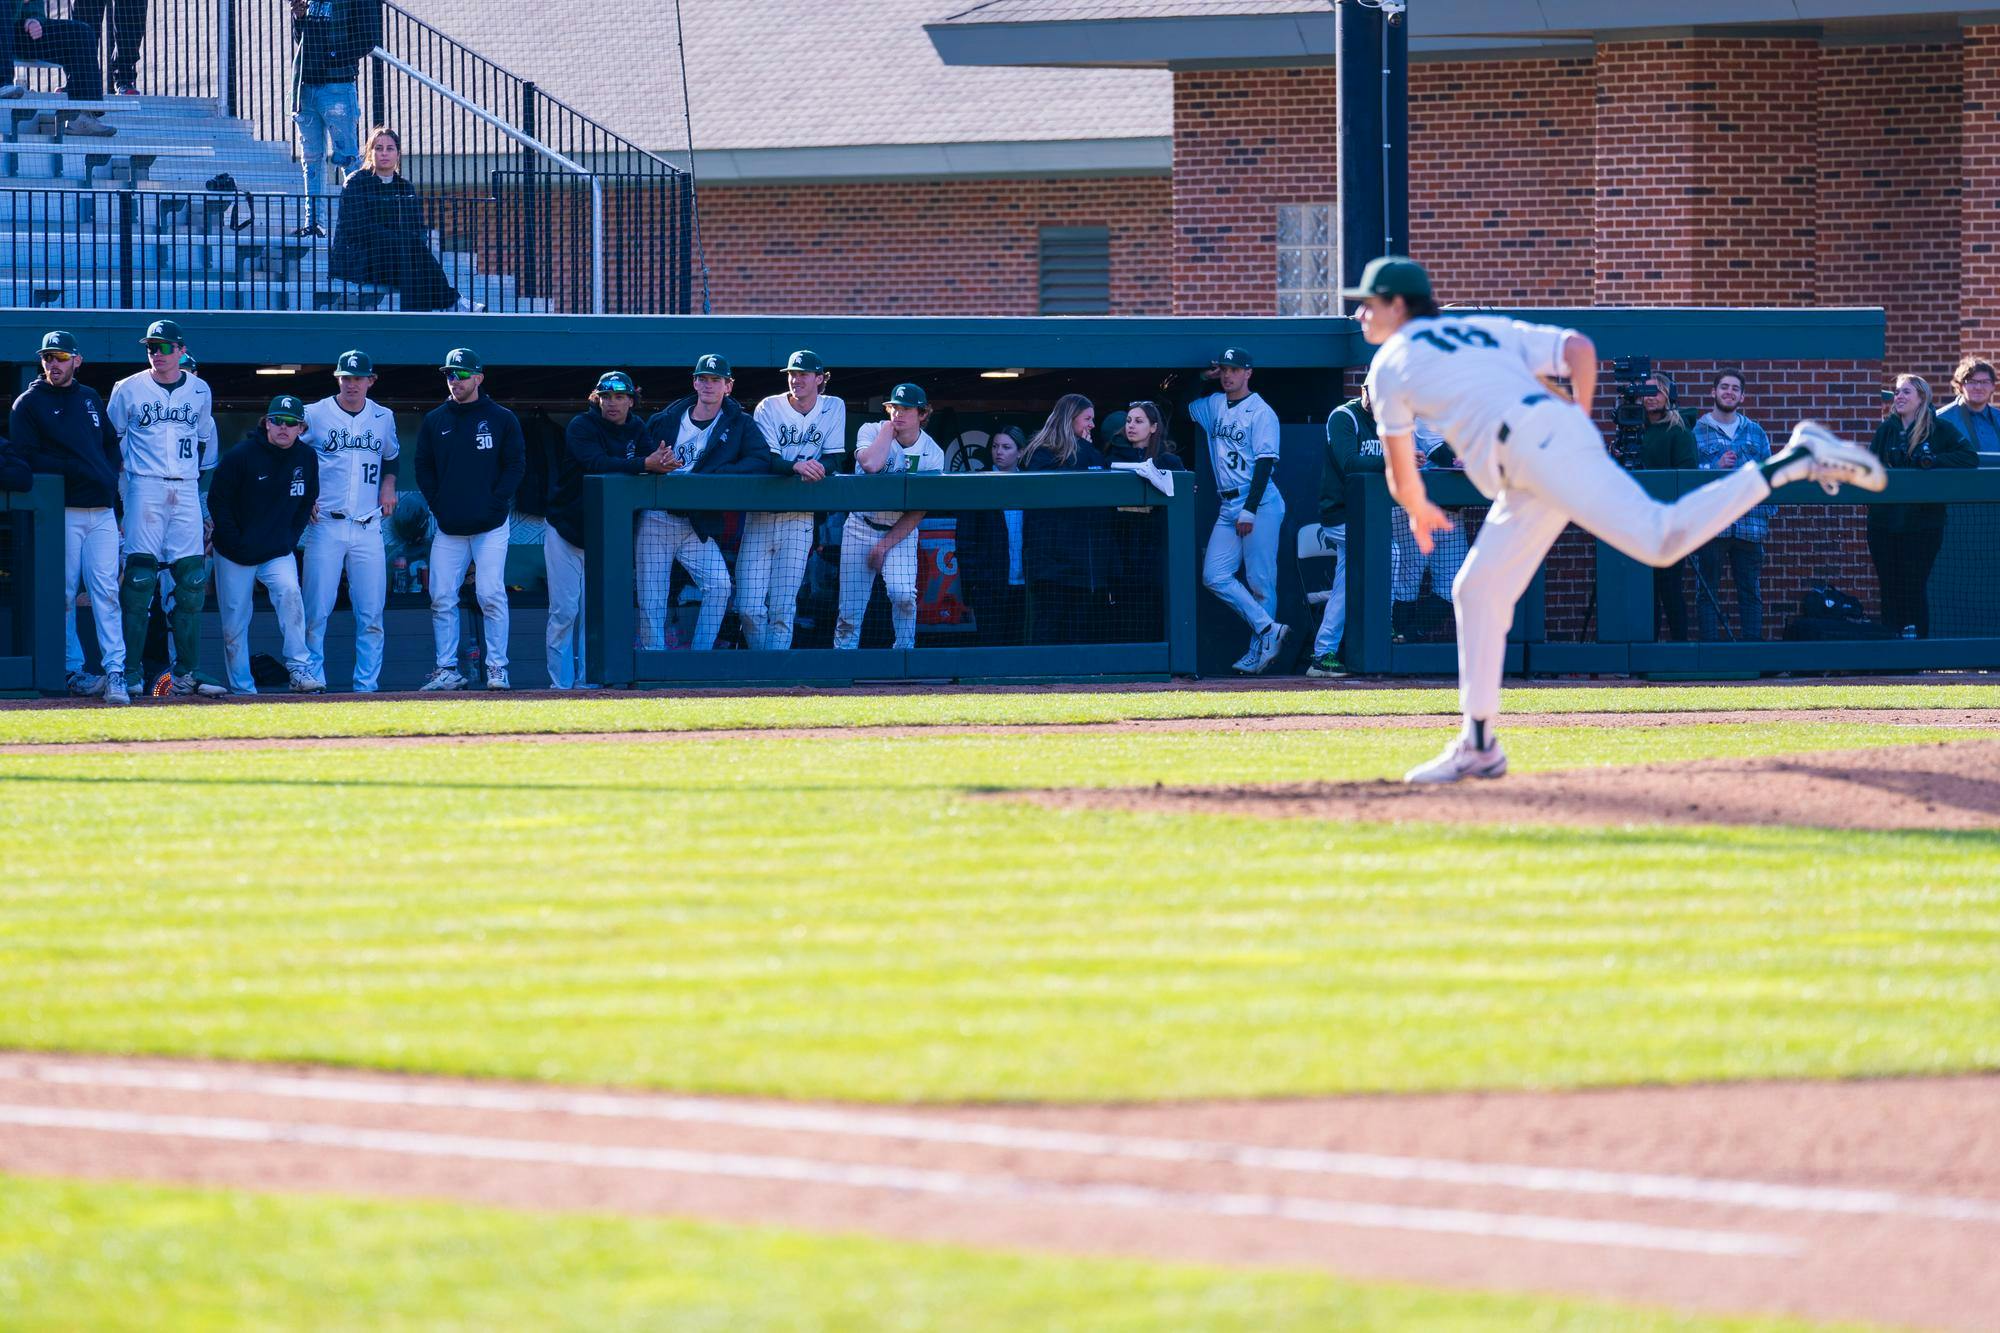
[584,471,1198,687]
[0,476,67,695]
[1345,469,2000,676]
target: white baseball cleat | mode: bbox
[1229,637,1261,673]
[1247,621,1291,674]
[1404,735,1508,784]
[288,670,325,694]
[485,667,511,691]
[102,676,131,706]
[419,666,468,691]
[1766,422,1887,496]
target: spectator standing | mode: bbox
[300,349,398,691]
[290,0,380,237]
[743,349,844,650]
[953,425,1027,646]
[546,370,668,686]
[1,2,116,134]
[1690,371,1773,642]
[1637,373,1698,641]
[415,347,523,689]
[1187,347,1288,673]
[209,396,320,695]
[1101,399,1185,643]
[837,383,944,651]
[73,0,143,96]
[1868,373,1976,638]
[1308,386,1386,677]
[1937,357,2000,459]
[1019,394,1112,645]
[12,330,129,703]
[331,127,480,311]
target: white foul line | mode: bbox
[0,1102,1801,1258]
[10,1059,1999,1226]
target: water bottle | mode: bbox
[392,557,410,595]
[461,637,482,682]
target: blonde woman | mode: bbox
[1020,393,1112,643]
[1867,374,1976,637]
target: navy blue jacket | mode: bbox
[210,430,319,566]
[294,0,382,87]
[644,395,787,540]
[549,407,653,548]
[0,437,29,492]
[415,393,527,536]
[1021,438,1112,591]
[11,376,121,509]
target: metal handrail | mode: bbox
[369,48,604,314]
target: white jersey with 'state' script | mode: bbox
[302,396,400,520]
[755,393,847,465]
[853,423,944,526]
[1363,314,1575,489]
[1187,390,1280,502]
[107,370,215,480]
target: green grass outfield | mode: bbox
[0,1175,1879,1333]
[2,685,1995,1101]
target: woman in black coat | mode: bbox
[1101,399,1188,642]
[330,126,470,312]
[1867,373,1977,638]
[1020,394,1112,645]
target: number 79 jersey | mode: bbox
[106,370,216,481]
[1363,314,1576,486]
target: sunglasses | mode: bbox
[444,369,477,381]
[1126,401,1158,413]
[145,341,178,355]
[39,350,74,363]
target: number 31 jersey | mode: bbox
[1363,315,1576,484]
[303,396,401,518]
[106,370,216,481]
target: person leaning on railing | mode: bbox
[1020,394,1114,646]
[0,0,116,135]
[1101,399,1185,644]
[330,125,483,312]
[1867,373,1976,639]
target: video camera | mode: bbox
[1608,354,1654,469]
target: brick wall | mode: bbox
[1961,28,2000,364]
[694,176,1172,316]
[1408,58,1595,303]
[1169,67,1338,316]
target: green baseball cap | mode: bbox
[595,370,636,395]
[336,349,374,377]
[783,349,826,374]
[440,347,482,374]
[39,330,78,354]
[178,351,198,372]
[692,353,732,378]
[1215,347,1253,369]
[886,383,928,410]
[266,394,306,423]
[1341,255,1433,301]
[141,318,185,347]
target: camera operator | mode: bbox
[1635,373,1697,640]
[1868,373,1975,638]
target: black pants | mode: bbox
[1029,583,1103,646]
[374,233,460,310]
[73,0,146,87]
[966,584,1026,646]
[5,19,106,100]
[1868,526,1946,638]
[1653,561,1688,641]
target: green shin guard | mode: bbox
[169,555,209,673]
[118,556,159,683]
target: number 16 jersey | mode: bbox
[107,370,215,481]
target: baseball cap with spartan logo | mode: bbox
[886,383,928,409]
[337,349,374,377]
[693,354,732,378]
[266,395,306,424]
[1216,347,1253,368]
[784,349,826,374]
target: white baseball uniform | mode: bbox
[739,392,846,650]
[107,369,214,562]
[635,411,732,652]
[835,425,943,651]
[1189,389,1285,633]
[1365,313,1772,722]
[300,394,400,690]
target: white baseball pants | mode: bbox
[635,511,731,652]
[301,515,388,691]
[122,475,204,562]
[1202,493,1285,632]
[735,510,814,651]
[835,514,918,650]
[215,553,310,693]
[544,526,586,688]
[1391,505,1468,603]
[1454,400,1771,722]
[428,524,511,672]
[1309,522,1346,659]
[64,506,125,679]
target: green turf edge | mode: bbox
[0,682,1995,746]
[0,1174,1887,1333]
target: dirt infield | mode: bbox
[1,1054,1997,1329]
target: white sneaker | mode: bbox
[288,670,325,694]
[166,672,227,698]
[1404,735,1509,784]
[486,667,510,691]
[1229,637,1260,673]
[103,676,130,706]
[1247,622,1290,674]
[67,112,117,138]
[419,666,467,691]
[1766,423,1888,496]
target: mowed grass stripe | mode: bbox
[2,723,1995,1101]
[0,681,1995,746]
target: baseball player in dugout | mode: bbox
[107,318,226,699]
[837,383,945,651]
[300,349,399,692]
[640,354,797,652]
[415,347,525,691]
[209,395,320,695]
[744,349,844,651]
[1187,346,1289,674]
[1350,255,1888,784]
[13,331,129,703]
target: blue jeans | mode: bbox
[1694,537,1764,642]
[296,81,360,208]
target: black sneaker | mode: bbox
[292,222,327,239]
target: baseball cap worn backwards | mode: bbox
[440,347,482,374]
[266,395,306,423]
[595,370,636,395]
[886,383,928,409]
[693,353,732,378]
[40,330,78,354]
[142,318,185,346]
[1216,347,1253,369]
[337,349,374,377]
[1341,255,1432,301]
[784,349,825,374]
